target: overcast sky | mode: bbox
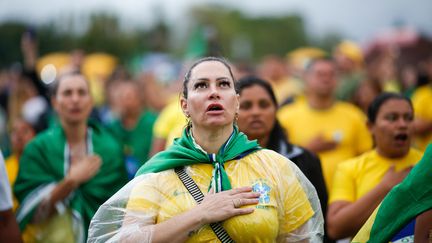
[1,0,431,45]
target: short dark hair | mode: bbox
[367,92,413,123]
[182,56,236,99]
[236,76,277,107]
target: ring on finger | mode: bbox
[232,198,242,208]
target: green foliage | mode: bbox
[0,12,163,67]
[78,13,150,61]
[189,5,309,60]
[0,6,342,69]
[311,31,344,54]
[0,22,27,68]
[37,23,78,54]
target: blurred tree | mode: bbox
[311,31,343,54]
[37,23,77,54]
[80,13,128,58]
[0,22,27,68]
[0,6,343,69]
[188,5,309,60]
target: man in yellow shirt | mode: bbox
[278,58,372,190]
[326,92,422,240]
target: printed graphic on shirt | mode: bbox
[252,179,271,204]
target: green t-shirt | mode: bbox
[108,111,157,177]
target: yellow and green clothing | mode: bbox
[129,149,315,242]
[411,85,432,151]
[329,148,422,204]
[88,126,323,242]
[278,101,372,190]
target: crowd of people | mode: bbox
[0,28,432,243]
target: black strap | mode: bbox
[174,167,234,243]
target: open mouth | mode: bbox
[394,133,408,142]
[206,104,224,112]
[70,109,81,113]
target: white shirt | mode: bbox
[0,151,13,211]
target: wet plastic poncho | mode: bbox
[88,127,323,242]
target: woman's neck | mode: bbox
[121,112,140,129]
[62,121,88,145]
[191,125,234,154]
[376,147,409,159]
[257,134,270,148]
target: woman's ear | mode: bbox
[180,97,189,117]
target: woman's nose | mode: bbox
[71,92,80,102]
[250,105,261,115]
[209,85,220,99]
[396,117,410,128]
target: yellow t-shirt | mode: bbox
[329,148,422,203]
[5,154,19,211]
[277,101,372,190]
[411,85,432,151]
[153,97,186,146]
[127,149,315,242]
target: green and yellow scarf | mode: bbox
[135,126,261,192]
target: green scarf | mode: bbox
[353,143,432,243]
[135,126,261,192]
[14,121,128,240]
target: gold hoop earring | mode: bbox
[185,114,192,128]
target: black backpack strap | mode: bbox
[174,167,234,243]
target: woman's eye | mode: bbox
[240,102,252,110]
[259,100,271,109]
[78,89,88,96]
[385,114,397,121]
[194,82,207,89]
[62,90,72,96]
[404,114,414,122]
[220,81,231,88]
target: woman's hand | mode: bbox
[195,186,260,224]
[66,155,102,186]
[379,165,411,191]
[306,134,338,153]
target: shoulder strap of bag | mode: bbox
[174,167,234,243]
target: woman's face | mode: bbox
[53,75,93,125]
[181,61,238,130]
[369,99,414,158]
[238,85,276,141]
[117,83,142,116]
[10,119,35,154]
